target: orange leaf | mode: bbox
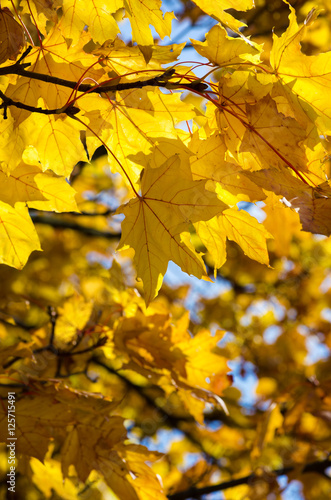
[0,7,25,64]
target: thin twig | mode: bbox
[167,459,331,500]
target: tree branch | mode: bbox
[0,61,178,94]
[0,58,208,118]
[0,89,80,117]
[30,212,121,239]
[167,459,331,500]
[91,356,219,463]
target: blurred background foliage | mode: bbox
[1,150,331,499]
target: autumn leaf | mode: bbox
[217,91,310,176]
[195,217,227,274]
[192,24,261,67]
[0,164,78,212]
[244,168,331,235]
[116,156,227,304]
[24,109,87,177]
[190,132,266,204]
[96,445,166,500]
[0,382,121,463]
[55,294,93,347]
[0,201,41,269]
[196,207,271,274]
[270,4,331,135]
[30,458,79,500]
[124,0,174,56]
[59,0,120,44]
[192,0,255,33]
[97,89,196,188]
[0,7,25,64]
[261,192,302,257]
[176,328,228,391]
[220,208,272,265]
[112,312,187,377]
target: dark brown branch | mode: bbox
[0,383,26,389]
[3,334,107,369]
[0,61,177,94]
[0,57,208,118]
[0,89,80,117]
[65,209,116,217]
[167,459,331,500]
[47,306,58,346]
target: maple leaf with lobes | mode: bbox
[116,156,227,304]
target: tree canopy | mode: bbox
[0,0,331,498]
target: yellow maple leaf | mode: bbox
[192,0,254,33]
[174,329,229,423]
[61,398,166,500]
[190,132,266,204]
[62,415,126,481]
[104,89,196,188]
[0,201,41,269]
[192,24,261,67]
[124,0,174,49]
[0,382,121,463]
[262,192,302,257]
[94,39,185,75]
[0,110,32,173]
[221,93,309,175]
[113,312,187,376]
[0,164,78,212]
[176,329,227,391]
[195,207,271,274]
[24,108,86,176]
[116,156,227,304]
[59,0,120,44]
[97,444,166,500]
[0,393,68,462]
[55,295,93,347]
[195,217,227,274]
[245,168,331,236]
[30,457,78,500]
[220,207,272,265]
[82,90,196,189]
[270,4,331,135]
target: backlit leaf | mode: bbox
[192,0,254,32]
[25,110,87,176]
[220,208,272,265]
[271,4,331,134]
[59,0,120,44]
[192,24,261,67]
[124,0,174,48]
[117,156,227,304]
[0,164,78,212]
[245,168,331,235]
[0,201,41,269]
